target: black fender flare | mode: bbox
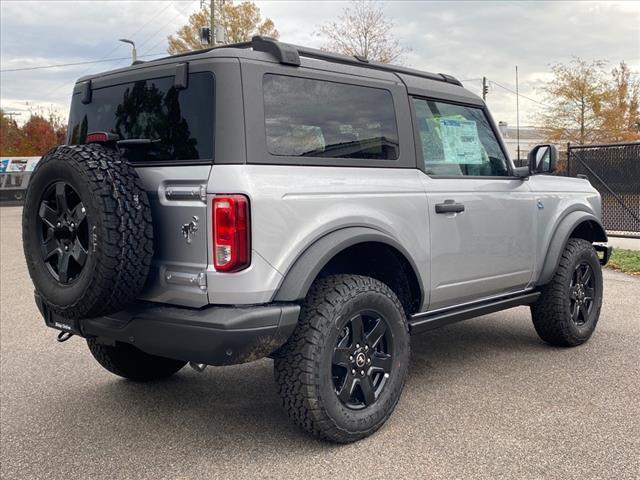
[537,211,607,286]
[273,227,424,302]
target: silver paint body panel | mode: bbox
[77,51,603,312]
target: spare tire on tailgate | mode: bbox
[22,144,153,319]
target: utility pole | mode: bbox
[210,0,215,47]
[482,76,488,101]
[516,65,520,163]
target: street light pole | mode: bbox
[119,39,137,64]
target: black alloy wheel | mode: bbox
[569,262,595,327]
[38,181,89,284]
[274,275,410,443]
[332,311,393,409]
[22,144,153,318]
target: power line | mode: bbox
[2,2,189,74]
[488,79,554,109]
[106,1,197,71]
[92,2,175,66]
[42,2,179,98]
[0,53,167,73]
[140,0,199,56]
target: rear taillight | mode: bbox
[212,195,250,272]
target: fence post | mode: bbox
[566,142,571,177]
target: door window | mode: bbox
[412,98,509,177]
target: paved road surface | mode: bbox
[1,206,638,479]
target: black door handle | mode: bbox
[435,200,465,214]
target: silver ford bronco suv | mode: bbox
[22,37,611,443]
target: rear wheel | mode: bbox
[87,339,186,382]
[531,238,603,347]
[274,275,410,443]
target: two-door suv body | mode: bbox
[22,37,610,442]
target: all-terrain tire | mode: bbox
[87,339,186,381]
[531,238,603,347]
[274,274,410,443]
[22,144,153,319]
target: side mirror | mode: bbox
[528,144,557,174]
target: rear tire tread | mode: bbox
[22,144,153,318]
[87,338,186,382]
[274,274,408,443]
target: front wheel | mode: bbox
[531,238,603,347]
[274,275,410,443]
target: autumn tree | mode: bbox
[0,108,66,156]
[316,0,407,64]
[0,110,23,156]
[540,58,640,144]
[599,62,640,142]
[539,58,609,144]
[167,1,278,54]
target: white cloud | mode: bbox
[1,0,639,125]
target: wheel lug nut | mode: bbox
[384,373,390,379]
[64,246,69,251]
[364,345,369,351]
[349,356,353,361]
[355,344,360,349]
[360,370,365,376]
[57,222,61,227]
[367,358,371,364]
[351,369,356,375]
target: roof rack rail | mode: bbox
[249,36,463,87]
[145,36,462,87]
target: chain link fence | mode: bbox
[568,142,640,237]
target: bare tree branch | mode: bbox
[315,0,408,64]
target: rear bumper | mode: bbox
[35,295,300,366]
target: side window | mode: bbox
[412,98,509,177]
[263,74,399,160]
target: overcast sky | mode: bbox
[1,0,638,126]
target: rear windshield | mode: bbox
[263,74,399,160]
[67,72,214,162]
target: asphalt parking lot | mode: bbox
[1,205,638,479]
